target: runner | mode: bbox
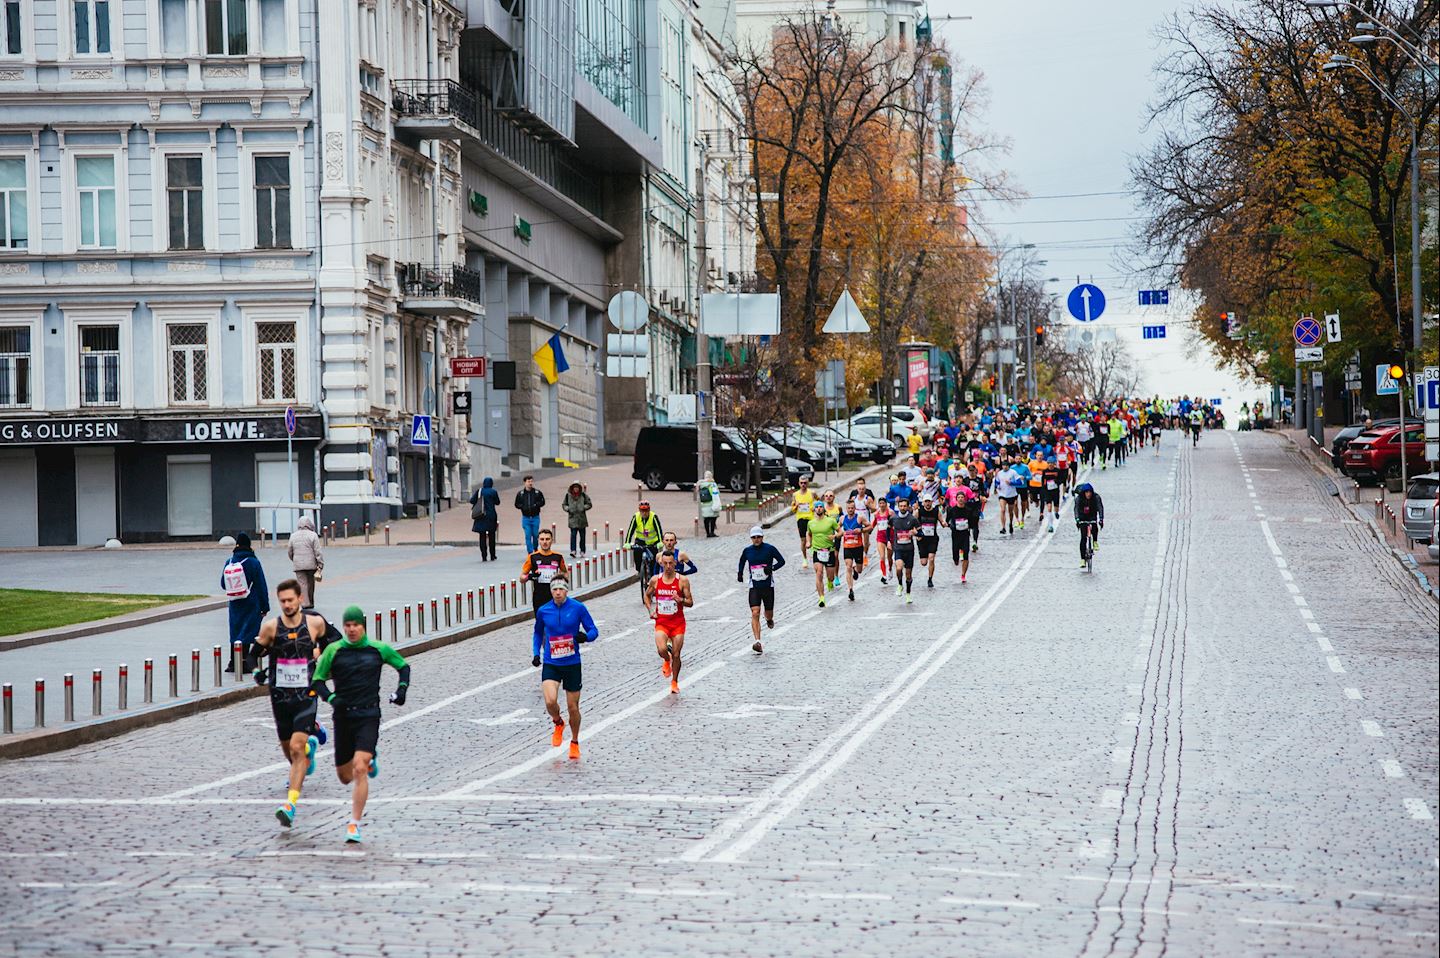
[1149,408,1163,456]
[838,500,867,601]
[872,497,894,584]
[309,606,410,843]
[962,463,987,554]
[660,531,698,574]
[915,491,942,589]
[1041,454,1063,531]
[847,477,878,559]
[530,575,598,758]
[644,550,694,693]
[1108,413,1128,467]
[251,578,327,828]
[945,478,975,584]
[806,503,840,607]
[790,475,816,562]
[890,497,919,603]
[736,526,786,653]
[819,490,843,589]
[1188,406,1204,446]
[994,456,1021,537]
[521,529,569,614]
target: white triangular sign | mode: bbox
[823,288,869,333]
[411,416,430,443]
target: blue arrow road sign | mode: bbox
[1293,316,1322,347]
[1138,289,1170,306]
[411,414,432,446]
[1067,284,1105,323]
[1142,325,1167,340]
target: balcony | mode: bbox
[392,79,479,141]
[399,264,485,318]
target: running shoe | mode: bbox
[1018,520,1025,529]
[275,802,296,828]
[313,723,328,746]
[905,592,913,604]
[818,597,826,608]
[895,582,904,597]
[669,680,679,695]
[569,742,581,759]
[961,574,967,584]
[832,577,840,590]
[766,617,774,630]
[305,735,318,777]
[551,720,565,747]
[973,543,980,553]
[1081,560,1089,569]
[661,658,672,678]
[927,577,934,589]
[880,575,888,584]
[345,822,363,843]
[367,756,378,779]
[753,640,763,654]
[848,589,855,601]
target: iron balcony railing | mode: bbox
[399,264,485,304]
[391,79,603,219]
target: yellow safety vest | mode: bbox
[632,512,660,545]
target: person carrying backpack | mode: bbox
[222,533,269,671]
[698,470,722,537]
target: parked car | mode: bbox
[1342,425,1431,485]
[1331,418,1400,469]
[777,452,816,487]
[798,423,896,464]
[1429,513,1439,561]
[855,404,935,439]
[830,411,922,447]
[1402,473,1438,544]
[633,425,784,492]
[764,427,839,470]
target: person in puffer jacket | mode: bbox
[287,515,324,607]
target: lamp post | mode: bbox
[993,244,1036,407]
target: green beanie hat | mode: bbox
[342,605,365,625]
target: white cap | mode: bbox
[749,525,765,537]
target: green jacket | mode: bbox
[562,491,593,529]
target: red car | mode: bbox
[1343,424,1430,484]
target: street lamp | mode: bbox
[991,243,1037,406]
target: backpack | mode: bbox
[699,483,713,504]
[222,560,251,599]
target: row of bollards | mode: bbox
[4,547,633,733]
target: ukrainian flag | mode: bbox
[533,332,570,385]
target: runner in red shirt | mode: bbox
[644,550,694,694]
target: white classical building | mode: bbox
[734,0,923,48]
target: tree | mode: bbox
[1051,339,1144,400]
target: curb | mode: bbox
[0,596,229,652]
[0,571,637,761]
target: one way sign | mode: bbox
[410,414,432,447]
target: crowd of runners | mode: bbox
[244,396,1207,841]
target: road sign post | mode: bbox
[412,413,433,547]
[1142,325,1166,340]
[1293,316,1322,348]
[1295,346,1324,363]
[1324,312,1342,343]
[1067,284,1105,323]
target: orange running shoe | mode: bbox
[670,679,679,695]
[551,720,565,747]
[568,742,581,760]
[660,658,671,678]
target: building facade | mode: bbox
[734,0,921,48]
[0,0,321,546]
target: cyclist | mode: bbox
[1073,482,1105,568]
[623,501,664,594]
[791,475,817,562]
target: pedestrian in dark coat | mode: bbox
[471,477,501,560]
[222,533,269,670]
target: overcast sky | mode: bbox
[933,0,1271,410]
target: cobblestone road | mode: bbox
[0,431,1434,958]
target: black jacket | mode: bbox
[514,488,545,517]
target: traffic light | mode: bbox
[1034,324,1046,346]
[987,375,997,391]
[1387,362,1405,382]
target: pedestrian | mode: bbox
[514,475,545,553]
[561,481,592,557]
[222,532,269,671]
[698,470,722,537]
[287,515,323,607]
[470,477,500,561]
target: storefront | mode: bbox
[0,413,322,546]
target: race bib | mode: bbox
[749,564,769,582]
[656,597,679,616]
[274,658,308,689]
[547,633,576,658]
[954,519,966,530]
[920,523,935,537]
[875,518,889,530]
[842,531,861,548]
[1046,479,1057,490]
[813,549,831,564]
[537,566,556,584]
[895,529,913,544]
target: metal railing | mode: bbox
[399,264,485,305]
[391,79,603,218]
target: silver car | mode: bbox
[1401,473,1438,544]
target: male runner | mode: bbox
[1188,406,1204,446]
[819,490,843,588]
[890,497,919,603]
[847,478,878,556]
[737,526,786,653]
[963,464,987,554]
[644,550,694,693]
[660,531,698,574]
[521,529,569,613]
[994,457,1020,537]
[310,606,410,843]
[1041,455,1063,531]
[791,475,816,562]
[806,504,840,607]
[838,500,867,601]
[946,478,975,584]
[251,578,326,828]
[1108,414,1127,467]
[531,575,598,757]
[915,492,942,589]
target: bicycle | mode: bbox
[630,543,657,598]
[1077,520,1100,572]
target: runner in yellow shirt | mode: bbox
[791,475,816,562]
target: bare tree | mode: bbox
[1053,339,1144,400]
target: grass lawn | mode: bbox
[0,589,205,636]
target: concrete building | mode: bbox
[0,0,322,546]
[734,0,921,49]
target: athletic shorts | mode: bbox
[874,528,891,545]
[811,549,839,569]
[1043,487,1060,505]
[333,713,381,766]
[271,694,318,742]
[893,547,915,568]
[748,586,775,612]
[797,518,812,537]
[653,615,686,638]
[843,546,864,563]
[917,537,939,559]
[951,528,971,559]
[541,662,583,692]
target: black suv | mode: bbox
[633,425,785,492]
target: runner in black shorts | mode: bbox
[915,492,942,589]
[737,526,785,653]
[310,606,410,843]
[945,478,973,584]
[532,576,599,756]
[251,578,328,828]
[838,501,866,602]
[890,498,919,603]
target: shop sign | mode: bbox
[0,413,322,445]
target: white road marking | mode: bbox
[1284,582,1300,595]
[1237,918,1341,931]
[19,882,121,890]
[464,882,573,894]
[599,626,639,645]
[680,517,1064,864]
[261,849,365,857]
[1316,636,1334,653]
[1305,622,1322,634]
[1111,748,1127,765]
[707,703,820,720]
[523,852,615,861]
[1097,905,1192,916]
[929,866,1025,879]
[1068,874,1152,886]
[1349,889,1428,901]
[627,887,728,897]
[1278,569,1294,582]
[1100,789,1123,809]
[444,660,728,795]
[797,892,892,901]
[1326,656,1345,673]
[318,881,428,891]
[393,852,491,859]
[1381,760,1404,778]
[470,708,531,726]
[1292,595,1308,607]
[689,588,737,611]
[1344,688,1363,700]
[1403,799,1433,820]
[1361,720,1384,737]
[0,852,70,858]
[128,851,197,858]
[939,897,1041,909]
[1298,609,1314,621]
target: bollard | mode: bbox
[375,611,383,642]
[232,642,244,682]
[455,592,463,622]
[511,579,519,607]
[260,527,267,546]
[385,523,391,546]
[190,649,200,693]
[118,664,128,710]
[330,521,337,540]
[417,601,426,635]
[605,521,610,542]
[500,582,508,613]
[364,522,371,543]
[2,683,11,734]
[91,669,102,716]
[444,596,452,628]
[405,605,413,638]
[479,588,487,619]
[467,590,475,620]
[168,656,178,698]
[34,679,45,728]
[694,517,699,537]
[430,598,439,632]
[213,645,222,687]
[551,522,557,539]
[390,608,397,638]
[343,518,350,539]
[64,673,75,722]
[593,529,598,551]
[144,659,154,703]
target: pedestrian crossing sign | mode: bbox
[411,414,431,446]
